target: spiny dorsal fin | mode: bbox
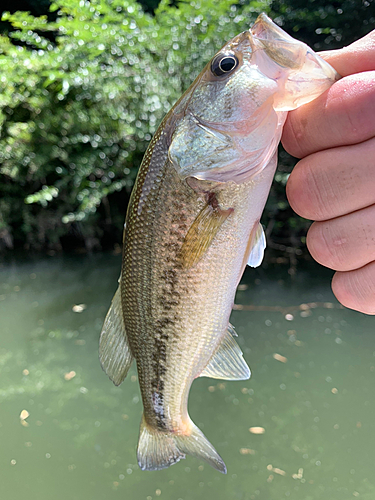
[99,285,133,386]
[199,326,250,381]
[179,197,233,269]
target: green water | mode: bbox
[1,254,374,500]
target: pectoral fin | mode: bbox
[247,223,266,268]
[179,198,233,269]
[99,285,133,386]
[199,326,250,381]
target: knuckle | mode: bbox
[332,267,375,315]
[282,114,307,159]
[287,156,333,221]
[332,272,356,311]
[335,75,375,145]
[307,222,348,271]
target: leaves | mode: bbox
[0,0,373,253]
[0,0,261,251]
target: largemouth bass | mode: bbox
[99,14,339,473]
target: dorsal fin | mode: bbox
[199,326,250,381]
[99,285,133,386]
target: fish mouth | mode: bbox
[251,13,340,82]
[251,13,292,42]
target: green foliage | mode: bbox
[0,0,264,252]
[0,0,373,254]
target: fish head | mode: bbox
[184,13,339,122]
[169,14,339,183]
[183,29,276,128]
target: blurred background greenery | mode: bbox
[0,0,374,257]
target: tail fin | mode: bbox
[137,415,227,474]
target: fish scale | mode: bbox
[99,13,339,473]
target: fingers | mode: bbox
[281,30,375,159]
[281,71,375,158]
[286,137,375,220]
[281,31,375,315]
[332,262,375,315]
[319,29,375,77]
[306,204,375,272]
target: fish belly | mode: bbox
[122,158,276,432]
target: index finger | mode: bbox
[320,30,375,77]
[281,30,375,159]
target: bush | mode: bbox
[0,0,373,254]
[0,0,263,252]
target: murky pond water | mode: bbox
[1,254,374,500]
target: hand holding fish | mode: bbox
[283,31,375,315]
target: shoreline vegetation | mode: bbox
[0,0,373,257]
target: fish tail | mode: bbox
[137,414,227,474]
[174,420,227,473]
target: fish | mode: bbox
[99,13,339,474]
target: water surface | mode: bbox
[1,254,374,500]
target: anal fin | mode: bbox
[199,326,250,381]
[99,285,133,386]
[227,322,237,337]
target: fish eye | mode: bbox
[211,54,239,77]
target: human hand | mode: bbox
[282,31,375,314]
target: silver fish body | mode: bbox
[99,14,339,473]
